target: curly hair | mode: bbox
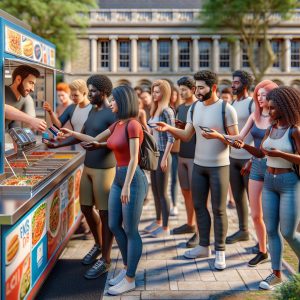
[193,70,218,88]
[86,75,113,97]
[232,70,253,90]
[266,86,300,126]
[177,76,195,90]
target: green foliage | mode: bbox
[274,274,300,300]
[0,0,97,67]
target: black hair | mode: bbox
[266,86,300,126]
[87,74,113,97]
[177,76,195,90]
[232,70,253,90]
[193,70,218,88]
[112,85,139,120]
[12,65,40,82]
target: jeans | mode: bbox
[108,166,148,278]
[262,171,300,270]
[170,152,179,207]
[192,164,229,251]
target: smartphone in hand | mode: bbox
[223,136,236,145]
[48,125,60,136]
[199,126,214,133]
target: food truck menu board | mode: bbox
[4,26,55,67]
[2,166,82,300]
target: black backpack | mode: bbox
[288,126,300,178]
[111,120,160,171]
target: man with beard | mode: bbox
[156,71,238,270]
[5,65,40,129]
[225,70,254,245]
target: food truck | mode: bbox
[0,10,84,300]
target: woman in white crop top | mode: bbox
[255,86,300,290]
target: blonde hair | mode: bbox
[150,80,171,117]
[69,79,88,95]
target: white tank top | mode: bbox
[262,127,293,168]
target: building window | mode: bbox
[198,41,211,68]
[291,40,300,68]
[99,41,109,69]
[138,41,151,69]
[242,44,250,68]
[219,41,230,68]
[272,40,281,68]
[179,40,191,68]
[119,41,130,68]
[159,41,171,68]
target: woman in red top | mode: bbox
[60,85,148,295]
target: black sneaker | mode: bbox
[248,252,268,267]
[225,230,249,244]
[186,233,199,248]
[81,244,101,265]
[84,258,111,279]
[172,224,196,235]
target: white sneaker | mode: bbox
[144,221,160,233]
[107,277,135,295]
[170,206,178,216]
[214,251,226,270]
[150,226,170,238]
[109,269,126,286]
[184,245,211,259]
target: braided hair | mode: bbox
[86,74,113,97]
[266,86,300,126]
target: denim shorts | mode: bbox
[249,158,267,181]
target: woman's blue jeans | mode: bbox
[108,166,148,278]
[262,171,300,270]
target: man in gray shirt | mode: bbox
[156,71,238,270]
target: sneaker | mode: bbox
[150,226,170,238]
[225,230,249,244]
[214,251,226,270]
[144,221,160,233]
[259,273,282,290]
[248,252,268,267]
[252,243,260,254]
[184,245,211,259]
[170,206,179,216]
[109,269,127,286]
[81,244,101,265]
[186,233,199,248]
[84,258,110,279]
[172,224,196,235]
[108,277,135,295]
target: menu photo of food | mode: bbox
[31,201,46,247]
[5,26,22,55]
[22,36,34,58]
[50,48,55,67]
[34,42,42,62]
[67,200,75,231]
[68,174,74,201]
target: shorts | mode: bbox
[178,156,194,190]
[80,166,115,210]
[249,158,267,182]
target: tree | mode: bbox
[0,0,97,67]
[201,0,298,82]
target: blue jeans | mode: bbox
[108,166,148,278]
[262,171,300,270]
[170,152,179,207]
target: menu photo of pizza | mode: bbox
[5,27,22,55]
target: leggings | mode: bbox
[151,152,172,227]
[108,166,148,278]
[170,152,179,207]
[192,164,229,251]
[262,171,300,270]
[229,157,249,232]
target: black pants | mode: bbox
[229,157,249,232]
[192,164,229,251]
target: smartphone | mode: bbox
[199,126,214,133]
[147,123,158,128]
[48,125,60,136]
[224,136,236,144]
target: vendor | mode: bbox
[5,64,40,130]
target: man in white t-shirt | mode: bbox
[156,71,238,270]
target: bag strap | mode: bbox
[289,126,297,154]
[248,99,254,116]
[222,100,228,135]
[189,100,199,122]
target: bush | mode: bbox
[274,274,300,300]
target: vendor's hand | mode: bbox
[31,117,47,132]
[261,146,282,157]
[241,159,252,176]
[201,129,221,140]
[160,157,168,172]
[81,141,102,151]
[175,119,186,129]
[57,128,73,139]
[43,102,52,113]
[121,185,130,204]
[156,122,170,132]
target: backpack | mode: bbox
[111,120,160,171]
[288,126,300,178]
[231,98,254,116]
[190,100,229,134]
